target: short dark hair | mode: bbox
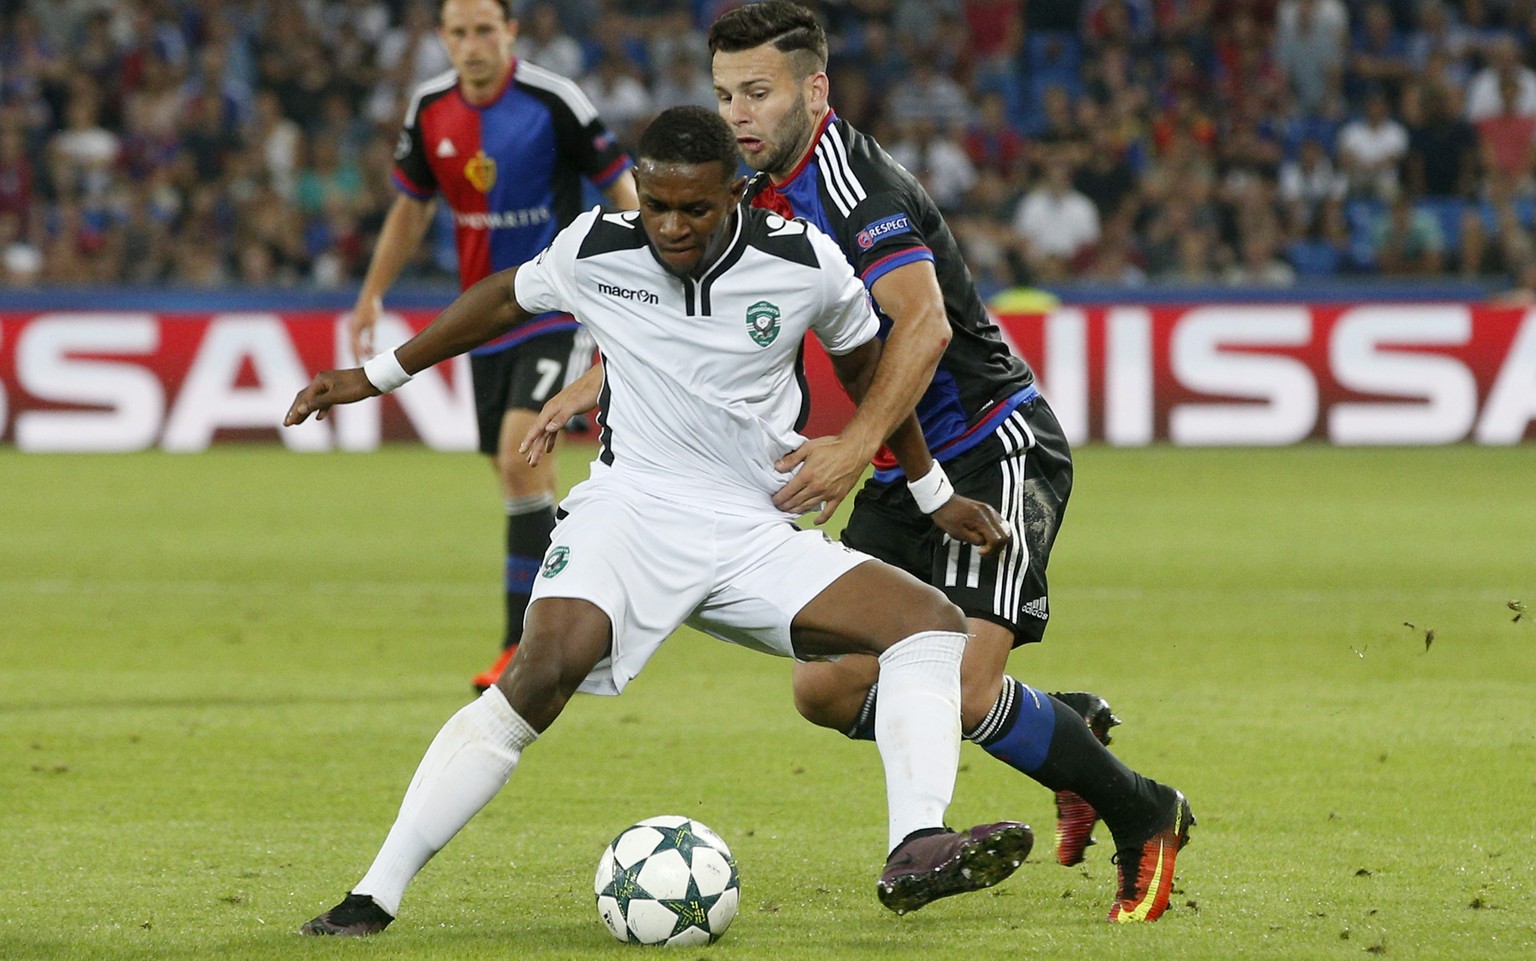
[637,106,740,173]
[708,1,828,74]
[439,0,514,22]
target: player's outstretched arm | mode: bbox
[349,194,437,362]
[518,363,604,466]
[285,267,532,426]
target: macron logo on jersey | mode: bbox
[436,138,458,158]
[856,214,913,250]
[597,281,659,304]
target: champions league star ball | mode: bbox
[594,815,740,946]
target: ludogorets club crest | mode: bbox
[745,300,781,347]
[541,545,570,578]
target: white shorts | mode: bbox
[529,480,874,695]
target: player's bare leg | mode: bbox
[791,562,1032,913]
[301,598,611,936]
[472,408,561,692]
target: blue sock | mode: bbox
[968,677,1055,774]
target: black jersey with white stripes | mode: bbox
[745,111,1036,473]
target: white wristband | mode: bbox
[907,462,954,514]
[362,349,412,393]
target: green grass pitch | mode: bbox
[2,443,1533,961]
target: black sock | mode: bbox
[845,684,879,741]
[504,494,555,650]
[1023,694,1166,847]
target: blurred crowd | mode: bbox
[5,0,1536,293]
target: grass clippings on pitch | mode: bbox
[1,444,1533,961]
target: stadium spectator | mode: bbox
[47,89,119,200]
[1013,156,1102,280]
[1459,191,1536,278]
[293,138,364,219]
[245,89,302,201]
[580,52,654,146]
[0,124,37,238]
[650,49,715,112]
[3,0,1527,289]
[645,6,709,76]
[345,0,637,694]
[1279,136,1348,228]
[1141,189,1222,278]
[1275,0,1349,117]
[1371,193,1446,275]
[963,0,1025,88]
[885,54,970,132]
[1465,33,1536,121]
[1277,0,1348,38]
[1,209,43,286]
[1224,220,1297,285]
[1489,254,1536,302]
[963,90,1028,180]
[372,0,452,93]
[1033,83,1091,167]
[950,169,1030,292]
[514,2,584,78]
[1404,81,1478,197]
[1215,106,1284,195]
[1084,0,1156,52]
[1348,1,1414,104]
[1405,0,1477,92]
[1473,71,1536,194]
[1150,89,1216,159]
[1165,225,1222,283]
[1214,9,1284,117]
[1337,89,1410,200]
[1078,209,1149,284]
[835,17,909,94]
[1074,123,1140,221]
[887,116,977,212]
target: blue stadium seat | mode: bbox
[1286,239,1343,277]
[1344,199,1384,272]
[1025,30,1082,83]
[1474,195,1536,233]
[1415,197,1467,254]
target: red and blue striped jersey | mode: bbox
[393,60,631,353]
[745,112,1036,478]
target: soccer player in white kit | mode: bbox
[285,106,1028,937]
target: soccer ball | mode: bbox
[594,815,740,946]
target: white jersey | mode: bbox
[514,206,880,518]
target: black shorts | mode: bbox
[841,395,1073,647]
[469,329,593,455]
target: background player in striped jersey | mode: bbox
[522,1,1193,924]
[348,0,638,692]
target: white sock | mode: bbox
[874,630,965,853]
[353,687,538,916]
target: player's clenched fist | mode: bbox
[284,369,379,425]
